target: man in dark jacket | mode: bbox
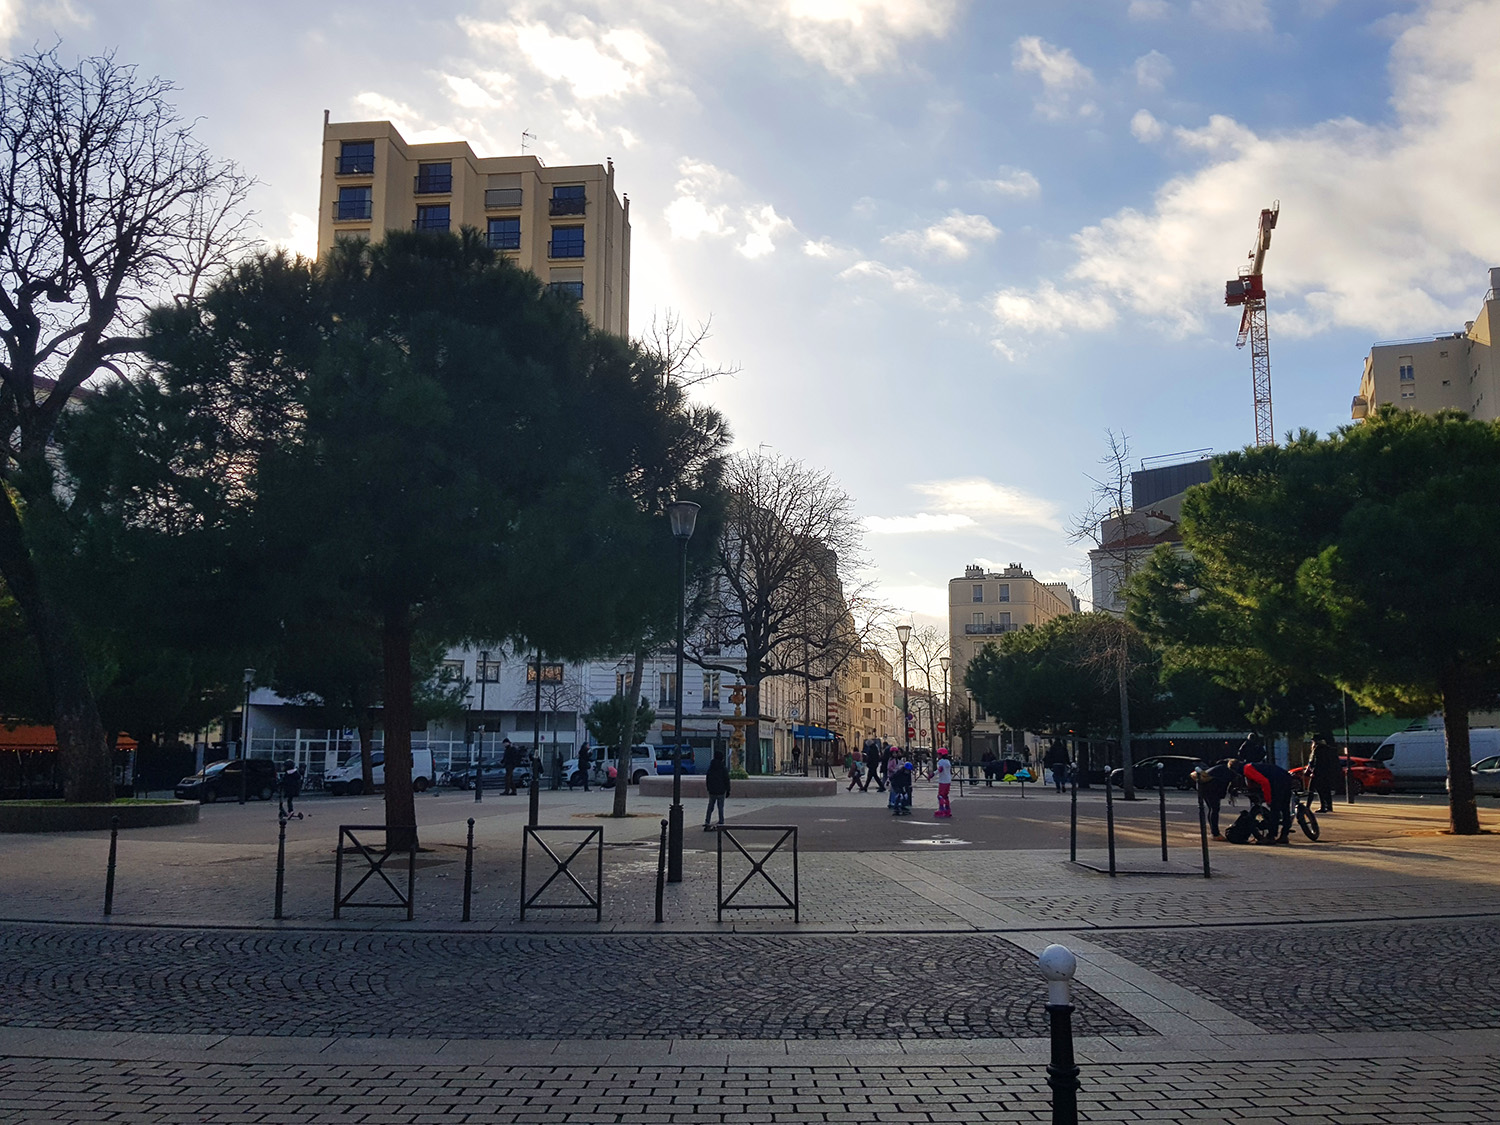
[577,743,592,791]
[1240,757,1295,843]
[280,760,302,815]
[1193,760,1236,838]
[704,750,730,829]
[1308,737,1342,813]
[864,739,884,792]
[501,738,519,795]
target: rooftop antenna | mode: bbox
[521,129,536,154]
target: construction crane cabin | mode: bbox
[1224,202,1280,446]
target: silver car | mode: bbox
[1472,755,1500,796]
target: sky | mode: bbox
[8,0,1500,631]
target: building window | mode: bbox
[1401,387,1416,400]
[616,672,629,697]
[1399,358,1415,382]
[974,701,986,721]
[972,613,984,627]
[972,584,983,602]
[477,659,502,682]
[486,187,522,208]
[998,612,1011,626]
[487,217,520,250]
[996,584,1010,602]
[547,281,584,301]
[863,707,872,719]
[549,226,585,258]
[702,673,720,709]
[337,140,374,176]
[864,693,873,704]
[415,205,449,232]
[415,162,452,194]
[550,184,586,216]
[861,676,870,688]
[659,672,678,707]
[442,659,464,676]
[334,186,372,221]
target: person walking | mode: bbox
[577,742,592,791]
[501,738,518,795]
[846,754,863,791]
[1044,742,1069,793]
[1308,736,1341,813]
[1193,759,1235,839]
[931,747,953,818]
[864,739,884,792]
[704,749,730,830]
[280,759,302,815]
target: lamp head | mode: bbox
[895,624,911,645]
[667,500,700,540]
[243,668,255,686]
[940,656,950,673]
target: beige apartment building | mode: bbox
[317,118,631,335]
[1351,267,1500,422]
[948,563,1078,760]
[847,648,899,748]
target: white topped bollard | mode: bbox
[1038,944,1079,1125]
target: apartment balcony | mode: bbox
[336,155,374,175]
[485,188,522,208]
[964,622,1018,635]
[486,232,521,251]
[549,196,586,216]
[414,174,453,195]
[413,215,450,232]
[332,199,372,222]
[548,238,585,259]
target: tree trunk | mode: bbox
[381,607,418,851]
[612,649,645,818]
[357,715,375,796]
[1440,672,1481,835]
[0,485,114,802]
[1116,645,1136,800]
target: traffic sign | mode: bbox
[937,721,947,734]
[906,727,916,739]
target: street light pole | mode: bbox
[940,654,950,757]
[666,500,700,884]
[240,668,254,805]
[896,624,911,758]
[475,649,489,802]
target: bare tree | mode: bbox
[906,625,949,762]
[0,50,254,800]
[694,450,879,772]
[639,310,740,389]
[1068,430,1145,798]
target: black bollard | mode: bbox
[1104,771,1117,877]
[462,817,475,922]
[275,810,288,920]
[1196,784,1212,879]
[528,756,540,827]
[1158,762,1168,863]
[103,815,119,916]
[474,755,482,803]
[655,817,668,924]
[1069,767,1078,863]
[1039,944,1080,1125]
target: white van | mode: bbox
[562,745,659,788]
[325,748,435,796]
[1371,728,1500,789]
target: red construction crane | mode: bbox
[1224,202,1280,446]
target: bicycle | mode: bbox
[1248,790,1320,842]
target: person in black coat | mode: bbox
[280,760,302,815]
[1308,737,1342,813]
[704,750,730,829]
[864,739,885,792]
[1193,760,1235,838]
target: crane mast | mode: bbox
[1224,202,1280,446]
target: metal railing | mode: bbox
[716,824,799,922]
[414,174,452,195]
[548,238,585,259]
[333,199,372,222]
[549,195,586,216]
[485,187,522,208]
[487,232,521,251]
[336,155,374,175]
[413,215,450,232]
[965,622,1017,634]
[520,825,602,921]
[333,824,415,920]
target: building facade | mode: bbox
[1351,267,1500,422]
[1088,457,1213,615]
[317,118,631,335]
[947,563,1079,761]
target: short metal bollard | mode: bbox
[1069,768,1078,863]
[1039,943,1080,1125]
[1103,771,1117,877]
[1157,761,1168,862]
[274,809,288,919]
[463,818,475,921]
[655,817,669,924]
[103,815,119,916]
[528,757,540,827]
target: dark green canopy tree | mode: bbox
[66,231,728,844]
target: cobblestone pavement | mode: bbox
[1091,916,1500,1034]
[4,1056,1499,1124]
[0,924,1148,1040]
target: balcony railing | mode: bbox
[548,239,584,259]
[413,215,450,232]
[336,155,374,175]
[547,281,583,301]
[485,188,522,208]
[333,199,373,221]
[549,195,586,216]
[414,174,452,195]
[964,622,1018,635]
[487,232,521,251]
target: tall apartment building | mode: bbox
[1351,267,1500,422]
[316,118,631,335]
[948,563,1078,760]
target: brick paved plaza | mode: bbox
[2,782,1498,1123]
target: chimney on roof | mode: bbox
[1490,267,1500,294]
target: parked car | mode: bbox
[175,758,279,803]
[442,759,533,791]
[1372,728,1500,789]
[1290,755,1394,797]
[656,745,697,775]
[325,748,435,795]
[1108,755,1201,790]
[1460,755,1500,797]
[563,745,659,788]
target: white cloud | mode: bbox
[460,17,666,100]
[877,583,951,620]
[272,212,319,261]
[1128,0,1172,18]
[740,0,962,78]
[863,513,978,535]
[442,73,510,110]
[1131,108,1165,141]
[912,477,1063,531]
[803,238,837,257]
[883,210,1000,260]
[1190,0,1272,31]
[1012,36,1097,120]
[1133,49,1173,91]
[739,203,795,258]
[662,158,795,257]
[991,0,1500,343]
[350,93,457,143]
[838,259,960,309]
[982,168,1041,199]
[0,0,88,48]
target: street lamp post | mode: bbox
[474,649,489,803]
[240,668,254,805]
[666,499,700,884]
[896,624,911,758]
[940,655,950,764]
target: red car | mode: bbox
[1290,755,1394,796]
